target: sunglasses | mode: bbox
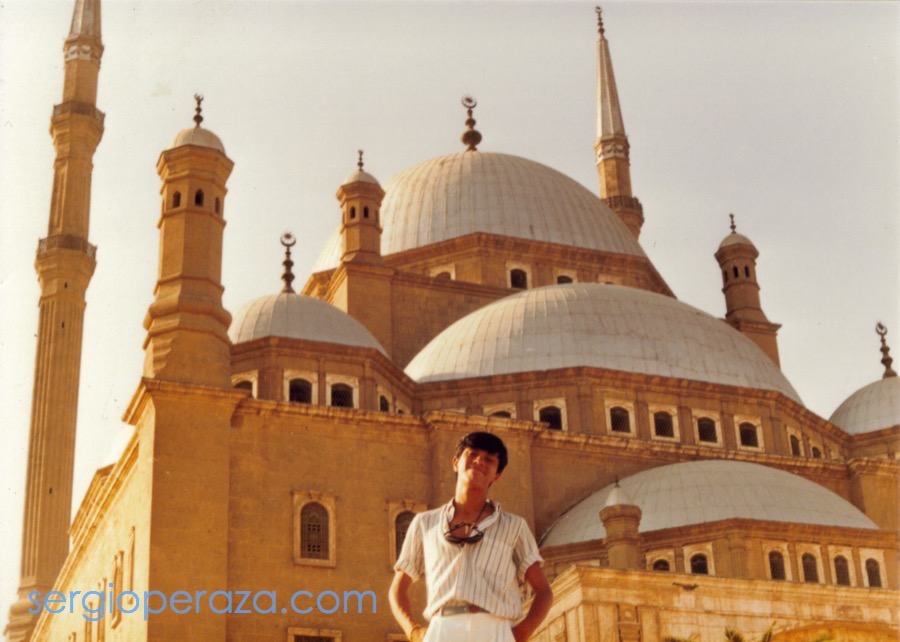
[443,522,485,546]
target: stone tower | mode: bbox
[594,7,643,238]
[715,215,781,365]
[6,0,104,639]
[338,151,386,266]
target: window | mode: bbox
[652,559,670,572]
[790,434,802,456]
[653,411,675,438]
[484,403,515,419]
[866,559,882,588]
[433,271,451,280]
[395,511,415,559]
[802,553,819,583]
[722,269,728,284]
[510,269,528,289]
[194,189,204,206]
[490,410,512,419]
[538,405,563,430]
[363,206,370,219]
[610,406,631,433]
[811,446,822,459]
[379,395,390,412]
[215,197,221,214]
[234,380,253,394]
[697,417,717,443]
[739,422,759,448]
[289,379,313,404]
[300,503,329,560]
[288,628,341,642]
[690,554,709,575]
[834,556,851,586]
[172,191,181,208]
[769,551,786,580]
[350,207,356,219]
[556,275,574,284]
[732,266,739,279]
[331,384,354,408]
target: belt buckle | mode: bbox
[441,603,483,617]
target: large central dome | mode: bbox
[311,151,646,272]
[405,284,801,402]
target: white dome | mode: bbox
[229,292,386,354]
[718,231,756,250]
[829,376,900,435]
[168,126,226,154]
[540,460,878,547]
[405,284,801,402]
[312,151,646,271]
[341,169,380,186]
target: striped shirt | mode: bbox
[394,500,543,621]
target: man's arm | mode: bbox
[388,570,427,642]
[510,562,553,642]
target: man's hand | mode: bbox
[409,624,428,642]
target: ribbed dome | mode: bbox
[312,151,646,271]
[405,284,801,402]
[829,376,900,435]
[229,292,386,354]
[168,126,226,154]
[540,460,878,546]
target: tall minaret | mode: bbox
[594,6,643,238]
[7,0,104,639]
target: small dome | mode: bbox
[168,126,226,154]
[540,460,878,547]
[829,376,900,435]
[229,292,386,354]
[718,231,756,250]
[405,284,801,402]
[341,169,380,186]
[312,151,645,271]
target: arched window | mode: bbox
[834,556,851,586]
[539,406,563,430]
[556,275,573,284]
[433,271,452,280]
[172,191,182,208]
[652,559,670,572]
[289,379,312,404]
[215,197,221,214]
[331,383,354,408]
[768,551,786,580]
[610,407,631,433]
[349,206,356,219]
[300,503,329,560]
[654,411,674,438]
[490,410,512,419]
[802,553,819,583]
[395,511,415,558]
[697,417,717,443]
[363,206,370,219]
[744,266,751,278]
[811,446,822,459]
[234,380,253,395]
[739,422,759,448]
[866,559,882,588]
[732,266,739,279]
[510,269,528,289]
[790,434,802,456]
[690,554,709,575]
[194,189,204,206]
[379,395,390,413]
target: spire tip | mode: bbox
[280,232,297,294]
[876,322,897,378]
[460,95,482,152]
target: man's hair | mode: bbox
[455,432,508,474]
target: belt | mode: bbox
[439,603,487,616]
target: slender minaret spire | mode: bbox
[594,6,643,238]
[460,95,482,152]
[876,323,898,378]
[7,1,104,640]
[715,215,782,366]
[281,232,297,293]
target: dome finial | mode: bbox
[460,95,482,152]
[876,322,897,378]
[729,213,737,233]
[280,232,297,294]
[193,93,204,128]
[595,6,605,36]
[357,149,364,171]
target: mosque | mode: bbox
[6,0,898,641]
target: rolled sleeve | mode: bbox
[513,517,543,578]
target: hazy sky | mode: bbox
[1,0,897,624]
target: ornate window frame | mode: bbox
[605,399,635,436]
[232,371,258,398]
[284,369,318,405]
[292,491,337,568]
[692,410,722,447]
[534,398,567,431]
[649,404,680,442]
[387,499,427,566]
[325,374,358,409]
[734,415,764,451]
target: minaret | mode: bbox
[338,150,386,266]
[599,482,644,570]
[715,214,782,365]
[143,95,234,387]
[7,0,104,639]
[594,6,644,238]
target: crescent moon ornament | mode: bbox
[281,232,297,248]
[461,95,477,110]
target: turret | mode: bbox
[594,6,643,238]
[600,482,644,570]
[715,214,781,365]
[143,95,234,387]
[338,150,385,266]
[6,0,104,639]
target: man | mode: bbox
[389,432,553,642]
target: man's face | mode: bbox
[453,446,502,490]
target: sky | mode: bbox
[0,0,897,626]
